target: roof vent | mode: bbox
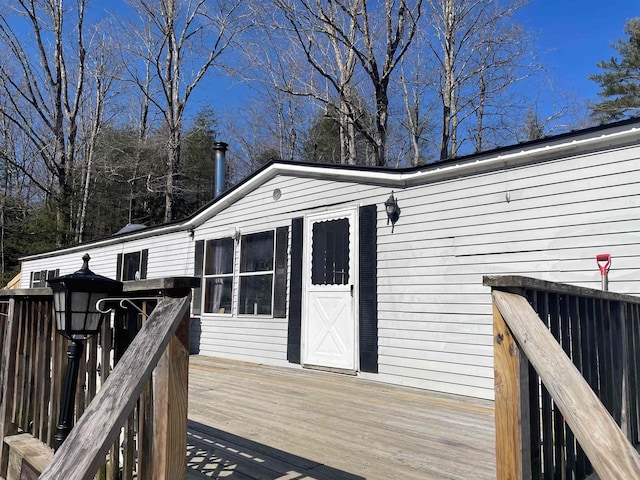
[116,223,148,235]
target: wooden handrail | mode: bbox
[485,275,640,304]
[39,295,191,480]
[493,289,640,479]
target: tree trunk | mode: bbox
[165,129,181,223]
[440,0,456,160]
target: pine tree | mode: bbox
[590,18,640,123]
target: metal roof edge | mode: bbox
[20,223,188,262]
[187,120,640,226]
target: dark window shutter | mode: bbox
[273,226,289,318]
[192,240,205,315]
[359,204,378,373]
[287,217,303,364]
[30,271,34,288]
[116,253,123,281]
[140,249,149,279]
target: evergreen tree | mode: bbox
[302,110,342,164]
[590,18,640,123]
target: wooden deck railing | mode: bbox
[0,277,197,480]
[485,276,640,480]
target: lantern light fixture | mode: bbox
[384,191,401,233]
[47,254,122,449]
[48,254,123,339]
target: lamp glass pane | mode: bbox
[53,288,66,331]
[84,292,104,331]
[70,291,90,331]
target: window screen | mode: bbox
[311,218,350,285]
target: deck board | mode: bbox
[186,356,496,479]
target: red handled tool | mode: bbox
[596,254,611,291]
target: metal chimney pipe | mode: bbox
[213,142,228,198]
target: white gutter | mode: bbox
[22,123,640,261]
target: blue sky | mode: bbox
[84,0,638,123]
[516,0,638,105]
[201,1,639,117]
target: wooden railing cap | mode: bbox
[121,276,200,296]
[0,287,52,299]
[483,275,640,305]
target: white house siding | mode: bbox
[20,230,192,288]
[17,129,640,401]
[369,142,640,399]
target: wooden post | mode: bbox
[0,298,19,477]
[152,300,190,480]
[493,290,640,479]
[493,302,531,480]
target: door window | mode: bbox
[311,218,350,285]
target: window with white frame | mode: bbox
[239,231,275,315]
[203,237,234,314]
[197,227,288,317]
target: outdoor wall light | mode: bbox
[385,191,401,233]
[47,254,122,449]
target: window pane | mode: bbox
[204,277,233,314]
[205,237,234,275]
[238,274,273,315]
[123,252,141,281]
[240,232,274,273]
[311,218,350,285]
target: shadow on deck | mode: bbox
[187,421,364,479]
[186,356,496,480]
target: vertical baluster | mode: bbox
[526,290,542,480]
[40,298,53,443]
[0,298,18,476]
[14,299,25,429]
[32,300,44,439]
[609,301,624,425]
[138,300,154,480]
[561,294,576,480]
[627,303,640,444]
[537,291,554,480]
[549,293,564,480]
[571,295,587,478]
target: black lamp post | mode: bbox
[385,191,401,233]
[47,254,122,450]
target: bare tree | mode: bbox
[424,0,530,159]
[398,49,434,166]
[124,0,244,222]
[0,0,93,245]
[254,0,422,166]
[76,36,119,243]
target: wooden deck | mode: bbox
[186,356,496,480]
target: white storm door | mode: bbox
[302,208,357,371]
